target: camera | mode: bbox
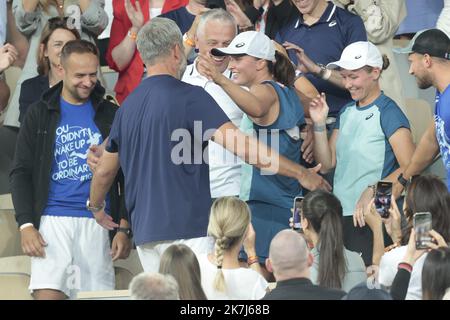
[292,196,304,233]
[414,212,432,249]
[374,181,392,218]
[206,0,226,9]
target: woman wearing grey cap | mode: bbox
[306,41,415,266]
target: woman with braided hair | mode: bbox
[197,197,268,300]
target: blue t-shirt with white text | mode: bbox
[434,85,450,190]
[44,97,107,218]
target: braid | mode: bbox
[213,237,227,292]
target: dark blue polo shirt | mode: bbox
[106,75,230,245]
[276,2,367,116]
[159,6,195,35]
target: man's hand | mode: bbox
[299,164,331,191]
[111,231,132,261]
[87,144,104,173]
[93,209,119,230]
[0,43,18,73]
[20,226,47,258]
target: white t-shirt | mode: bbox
[98,0,113,39]
[182,62,244,198]
[197,253,268,300]
[150,7,162,19]
[378,245,427,300]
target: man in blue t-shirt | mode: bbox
[393,29,450,194]
[10,40,131,299]
[88,17,330,273]
[276,0,367,117]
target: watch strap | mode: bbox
[397,173,408,187]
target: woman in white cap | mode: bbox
[304,41,415,266]
[197,30,326,278]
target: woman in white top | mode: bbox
[198,197,268,300]
[377,175,450,299]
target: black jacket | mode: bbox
[10,81,128,230]
[19,75,50,124]
[262,278,346,300]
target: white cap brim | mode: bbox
[327,60,366,70]
[211,47,246,57]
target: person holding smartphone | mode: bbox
[305,41,415,265]
[363,175,450,300]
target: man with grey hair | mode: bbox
[88,17,330,274]
[262,230,345,300]
[182,8,243,199]
[129,272,180,300]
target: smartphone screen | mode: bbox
[414,212,432,249]
[293,197,304,232]
[374,181,393,218]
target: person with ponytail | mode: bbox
[197,197,268,300]
[301,41,415,266]
[197,31,325,276]
[301,190,366,292]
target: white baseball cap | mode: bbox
[327,41,383,70]
[211,31,276,63]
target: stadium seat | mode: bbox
[0,255,32,299]
[0,194,23,258]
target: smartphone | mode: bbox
[414,212,432,249]
[374,181,392,219]
[292,196,304,232]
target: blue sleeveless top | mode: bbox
[239,81,305,209]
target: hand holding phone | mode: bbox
[414,212,432,250]
[374,181,392,219]
[292,197,304,233]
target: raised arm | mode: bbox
[309,93,337,173]
[13,0,42,36]
[283,41,345,90]
[110,0,144,71]
[393,121,439,198]
[197,53,277,120]
[212,121,331,191]
[78,0,109,36]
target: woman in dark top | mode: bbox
[19,17,80,123]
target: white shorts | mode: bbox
[137,236,214,273]
[29,216,115,299]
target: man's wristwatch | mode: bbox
[397,173,409,187]
[117,227,132,238]
[86,199,106,213]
